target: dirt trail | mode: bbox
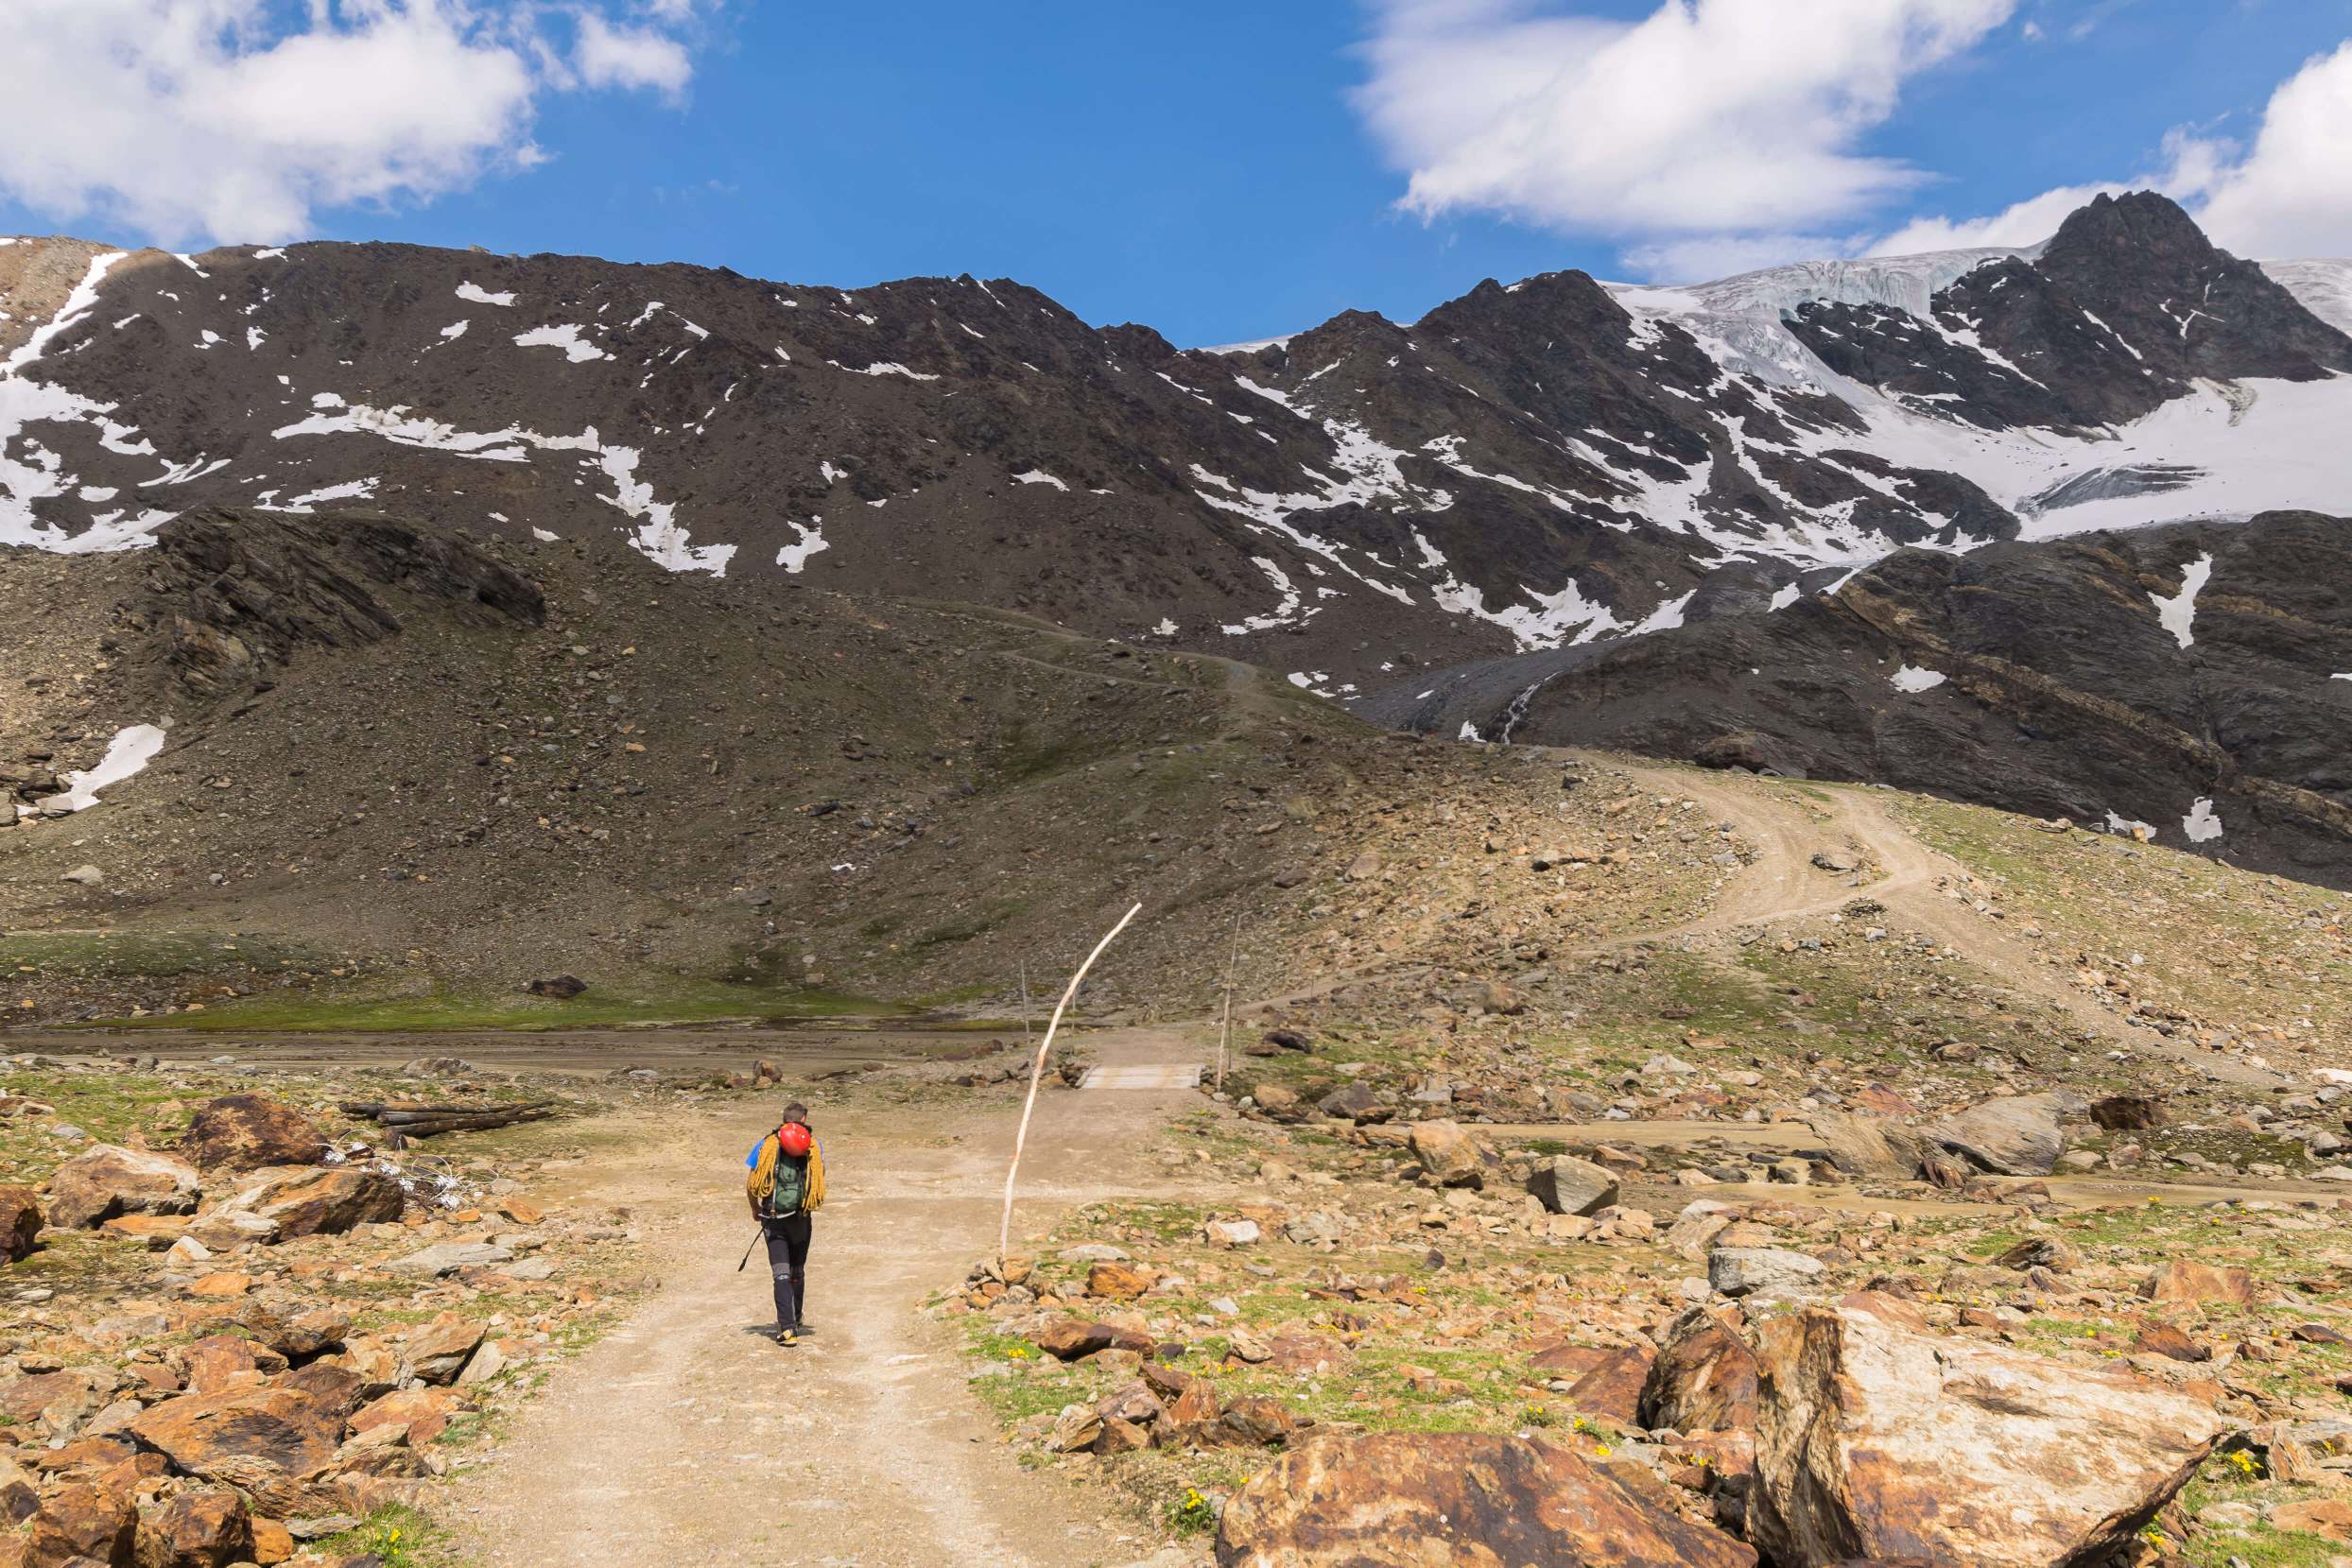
[444,1027,1215,1568]
[1599,757,2283,1089]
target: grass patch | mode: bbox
[77,976,907,1032]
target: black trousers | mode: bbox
[762,1212,812,1330]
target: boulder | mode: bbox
[1249,1084,1303,1122]
[1525,1156,1619,1217]
[0,1185,42,1262]
[1408,1120,1484,1188]
[1564,1347,1654,1425]
[1085,1262,1154,1301]
[1640,1311,1758,1436]
[1802,1111,1921,1178]
[1203,1218,1260,1248]
[126,1387,341,1493]
[1032,1320,1150,1362]
[182,1335,286,1396]
[1748,1298,2228,1568]
[24,1480,136,1567]
[1926,1094,2074,1177]
[525,974,588,998]
[182,1095,328,1171]
[2140,1261,2253,1306]
[219,1166,403,1239]
[1710,1247,1827,1301]
[1215,1431,1756,1566]
[45,1146,201,1230]
[388,1240,512,1276]
[134,1487,252,1568]
[1314,1083,1388,1124]
[347,1387,464,1445]
[402,1315,484,1386]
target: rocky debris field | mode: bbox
[0,1036,898,1568]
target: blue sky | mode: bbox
[5,1,2350,345]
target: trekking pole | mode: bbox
[736,1229,762,1272]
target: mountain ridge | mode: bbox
[4,192,2346,697]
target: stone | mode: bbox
[2088,1094,2164,1131]
[45,1146,202,1229]
[1525,1156,1620,1216]
[1640,1311,1758,1436]
[1926,1093,2073,1177]
[1215,1396,1301,1448]
[182,1095,328,1171]
[1249,1083,1302,1121]
[1408,1120,1484,1188]
[402,1315,485,1386]
[182,1335,287,1395]
[1748,1298,2228,1568]
[1564,1347,1653,1424]
[220,1166,403,1239]
[135,1487,253,1567]
[1802,1111,1920,1178]
[1214,1431,1756,1567]
[348,1387,463,1445]
[2131,1322,2210,1363]
[1047,1404,1102,1454]
[525,974,588,998]
[1314,1083,1387,1124]
[1995,1235,2080,1273]
[0,1185,42,1262]
[1086,1262,1154,1301]
[1033,1320,1150,1362]
[387,1241,513,1276]
[25,1480,136,1567]
[249,1519,294,1565]
[457,1341,507,1386]
[61,864,104,886]
[1709,1247,1826,1301]
[2140,1261,2253,1305]
[1342,849,1382,881]
[127,1387,341,1493]
[1202,1218,1260,1248]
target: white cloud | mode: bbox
[577,13,694,97]
[0,0,705,247]
[1356,0,2018,240]
[2178,42,2352,258]
[1870,180,2125,254]
[1861,41,2352,264]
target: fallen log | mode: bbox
[339,1100,559,1140]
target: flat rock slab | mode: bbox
[1077,1065,1202,1091]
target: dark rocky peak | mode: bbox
[1415,269,1630,349]
[1098,322,1177,364]
[2032,190,2352,384]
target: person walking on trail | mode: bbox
[745,1102,826,1345]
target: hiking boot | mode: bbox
[777,1326,798,1347]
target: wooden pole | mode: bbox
[997,903,1140,1266]
[1216,911,1240,1093]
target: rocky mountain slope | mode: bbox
[1365,509,2352,886]
[0,508,1530,1022]
[3,195,2347,696]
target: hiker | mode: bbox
[744,1102,827,1344]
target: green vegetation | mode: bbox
[77,976,905,1032]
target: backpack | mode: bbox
[765,1153,808,1217]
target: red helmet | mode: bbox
[776,1122,812,1157]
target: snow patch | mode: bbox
[1014,469,1067,491]
[457,282,515,306]
[513,324,606,363]
[49,724,167,811]
[776,518,829,574]
[1891,663,1947,693]
[2149,553,2213,649]
[439,320,470,340]
[2183,798,2224,842]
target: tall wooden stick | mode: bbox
[1216,911,1240,1092]
[997,903,1141,1265]
[1017,959,1032,1051]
